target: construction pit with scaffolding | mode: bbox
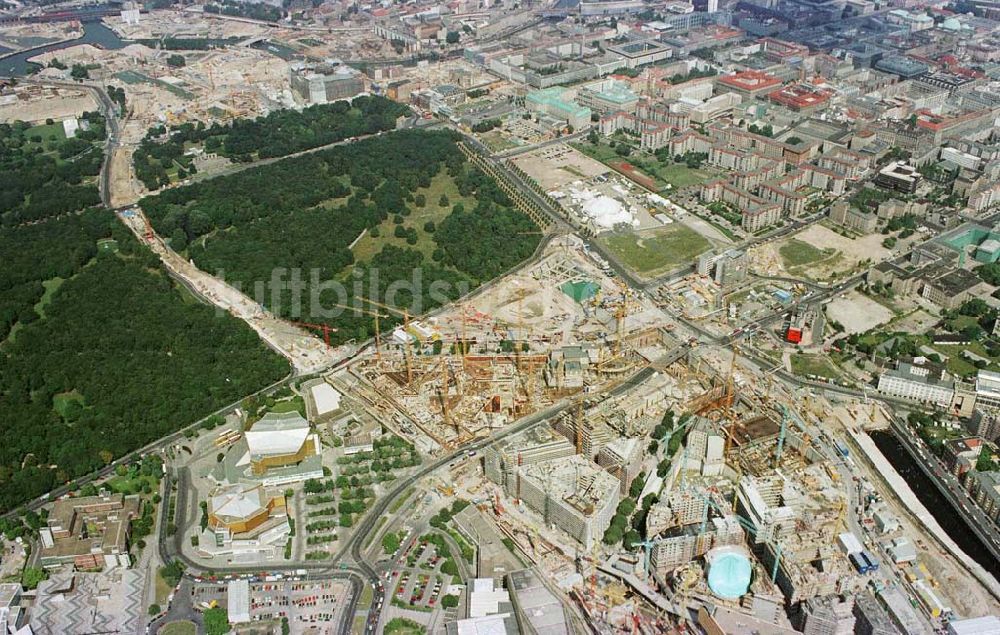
[339,235,684,452]
[517,343,857,633]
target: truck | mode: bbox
[850,552,871,574]
[835,441,849,458]
[860,550,879,572]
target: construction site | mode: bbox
[336,235,680,452]
[414,325,898,633]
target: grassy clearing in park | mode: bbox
[350,169,479,266]
[52,390,84,418]
[158,621,197,635]
[34,277,65,319]
[23,122,67,152]
[603,224,711,276]
[105,472,158,496]
[789,353,841,380]
[779,238,836,269]
[97,238,120,253]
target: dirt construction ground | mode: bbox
[753,224,891,281]
[510,144,609,191]
[0,86,97,123]
[824,291,894,335]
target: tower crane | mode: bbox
[289,321,338,348]
[774,403,811,466]
[323,301,389,362]
[354,296,415,385]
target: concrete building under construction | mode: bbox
[290,61,365,105]
[513,454,622,549]
[483,423,576,494]
[650,516,745,576]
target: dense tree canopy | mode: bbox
[133,96,411,189]
[0,211,289,513]
[0,114,105,226]
[140,130,541,345]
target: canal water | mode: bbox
[1,20,125,77]
[871,430,1000,579]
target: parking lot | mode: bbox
[191,577,349,633]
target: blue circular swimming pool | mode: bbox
[707,550,752,599]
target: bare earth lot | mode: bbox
[825,291,894,335]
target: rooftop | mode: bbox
[246,411,312,457]
[718,70,782,92]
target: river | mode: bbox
[871,430,1000,579]
[1,20,125,77]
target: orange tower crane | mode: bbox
[290,321,338,348]
[325,301,389,362]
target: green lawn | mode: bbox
[779,239,835,269]
[657,162,715,189]
[933,342,1000,379]
[52,390,84,418]
[603,224,711,276]
[97,238,119,253]
[158,621,197,635]
[358,582,374,609]
[789,353,841,380]
[105,472,158,496]
[270,396,305,416]
[23,122,66,152]
[350,169,479,266]
[34,277,65,319]
[155,571,174,606]
[572,141,717,192]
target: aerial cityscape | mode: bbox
[1,0,1000,632]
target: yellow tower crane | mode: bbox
[325,301,389,363]
[354,297,416,385]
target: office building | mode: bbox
[877,363,955,408]
[697,249,749,286]
[685,417,726,476]
[716,70,783,99]
[483,424,576,493]
[966,469,1000,524]
[290,62,365,104]
[596,437,643,494]
[514,454,621,548]
[853,591,901,635]
[798,595,855,635]
[525,88,592,129]
[735,474,797,544]
[874,161,920,194]
[649,516,743,574]
[38,493,140,570]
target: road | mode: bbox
[0,371,296,524]
[13,100,991,633]
[15,78,120,207]
[887,414,1000,564]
